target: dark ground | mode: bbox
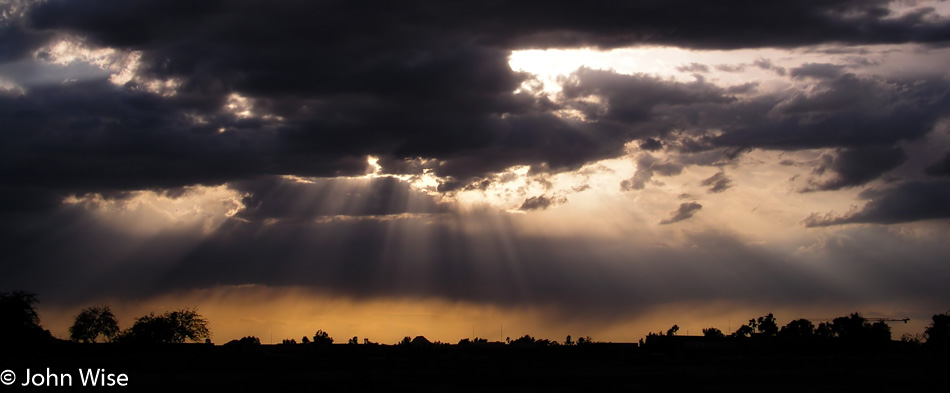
[2,342,947,392]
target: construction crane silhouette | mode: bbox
[807,317,910,323]
[867,318,910,323]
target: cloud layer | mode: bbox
[1,1,950,329]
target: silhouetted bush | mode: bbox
[510,335,558,346]
[225,336,261,347]
[312,330,333,345]
[458,337,488,345]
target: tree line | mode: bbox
[3,290,950,350]
[0,291,209,345]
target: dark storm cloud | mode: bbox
[753,58,787,76]
[519,195,566,211]
[726,82,760,95]
[23,1,950,53]
[562,69,947,191]
[659,202,703,224]
[621,153,686,191]
[710,73,950,151]
[0,79,372,203]
[700,171,733,193]
[561,67,735,127]
[0,0,947,200]
[715,64,747,73]
[0,0,51,62]
[802,146,907,192]
[519,195,553,211]
[638,138,664,151]
[790,63,847,79]
[803,180,950,226]
[676,63,710,73]
[925,151,950,176]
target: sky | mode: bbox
[2,0,950,344]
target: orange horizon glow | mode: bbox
[38,285,934,345]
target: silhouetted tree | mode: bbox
[702,327,724,338]
[282,338,297,344]
[815,322,834,338]
[348,336,358,345]
[166,308,210,342]
[900,333,922,345]
[756,313,778,336]
[312,330,333,345]
[0,290,53,343]
[828,313,890,342]
[779,318,815,338]
[399,336,412,346]
[116,308,210,344]
[924,312,950,349]
[832,313,866,339]
[301,336,310,344]
[564,335,574,346]
[69,306,119,343]
[821,313,892,344]
[733,324,754,338]
[510,334,558,346]
[225,336,261,347]
[511,335,536,345]
[868,321,891,342]
[666,325,679,336]
[747,318,758,333]
[576,336,594,345]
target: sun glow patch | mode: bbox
[225,93,254,118]
[366,156,383,176]
[507,45,907,101]
[40,39,120,69]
